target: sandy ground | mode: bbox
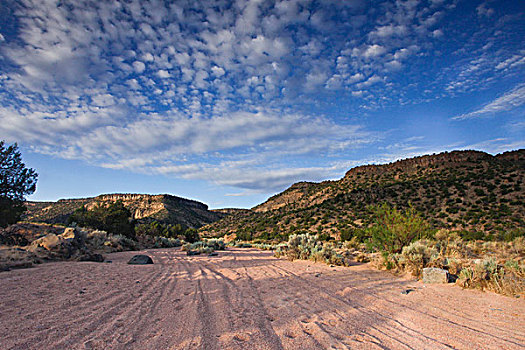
[0,248,523,350]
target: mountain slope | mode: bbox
[24,194,224,228]
[201,150,525,240]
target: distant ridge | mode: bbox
[201,149,525,240]
[24,193,225,228]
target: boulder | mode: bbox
[31,234,62,251]
[423,267,449,284]
[61,228,76,239]
[128,254,154,265]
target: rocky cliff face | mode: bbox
[24,194,223,228]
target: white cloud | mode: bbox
[0,104,374,190]
[211,66,225,77]
[0,0,518,194]
[369,25,408,38]
[126,79,140,90]
[92,94,116,107]
[460,138,525,154]
[453,84,525,120]
[432,29,443,38]
[476,3,495,17]
[132,61,146,73]
[495,54,525,71]
[394,48,411,60]
[142,53,154,62]
[356,75,383,88]
[348,73,365,83]
[156,162,337,192]
[157,70,170,78]
[0,0,458,119]
[305,71,328,90]
[386,60,402,70]
[363,44,387,58]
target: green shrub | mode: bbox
[105,234,139,251]
[184,228,199,243]
[69,201,135,239]
[253,243,276,250]
[317,233,333,241]
[135,221,185,239]
[366,204,432,254]
[399,240,438,277]
[152,237,182,248]
[183,241,215,255]
[274,233,348,266]
[204,238,226,250]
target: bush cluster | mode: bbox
[68,201,135,239]
[375,233,524,296]
[274,233,348,266]
[69,201,204,245]
[182,238,226,255]
[136,221,200,243]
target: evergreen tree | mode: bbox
[0,141,38,227]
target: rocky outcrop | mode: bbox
[0,225,106,271]
[27,227,104,262]
[24,194,225,228]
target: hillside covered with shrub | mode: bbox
[201,149,524,242]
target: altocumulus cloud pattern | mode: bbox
[0,0,523,193]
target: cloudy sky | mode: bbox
[0,0,523,208]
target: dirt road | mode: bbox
[1,248,523,349]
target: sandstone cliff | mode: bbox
[24,194,224,228]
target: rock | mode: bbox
[32,234,62,250]
[186,250,200,256]
[423,267,449,284]
[208,252,218,256]
[128,254,154,265]
[61,228,76,239]
[401,288,415,295]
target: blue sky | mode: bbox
[0,0,523,209]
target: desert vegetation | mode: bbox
[271,204,524,296]
[182,238,226,255]
[201,150,524,241]
[2,148,523,297]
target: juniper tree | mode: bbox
[0,141,38,227]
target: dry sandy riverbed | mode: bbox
[0,248,523,349]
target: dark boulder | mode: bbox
[128,254,154,265]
